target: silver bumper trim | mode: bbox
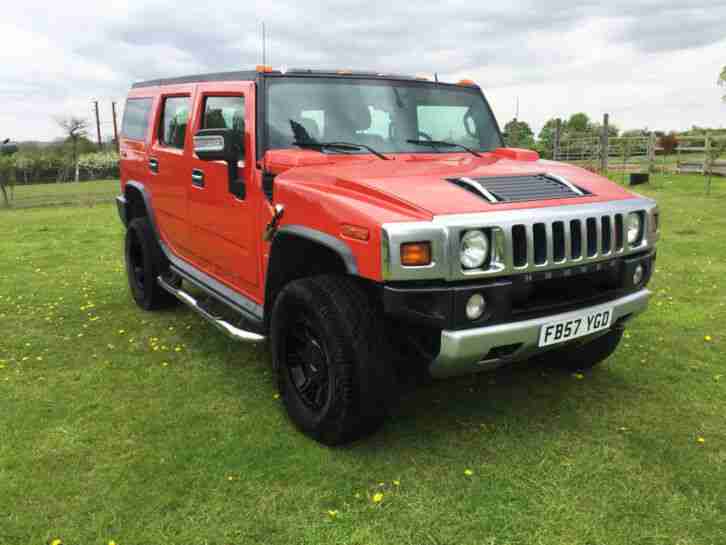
[429,289,651,378]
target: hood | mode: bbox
[268,149,637,217]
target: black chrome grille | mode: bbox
[448,173,591,203]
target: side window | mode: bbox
[202,96,245,160]
[417,105,478,147]
[159,96,191,149]
[121,98,153,141]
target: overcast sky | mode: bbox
[1,0,724,142]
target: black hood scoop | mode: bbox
[448,173,591,204]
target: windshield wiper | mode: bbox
[406,139,483,158]
[292,140,389,160]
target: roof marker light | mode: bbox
[457,79,477,86]
[256,65,273,73]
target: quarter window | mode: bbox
[159,96,191,149]
[121,98,153,141]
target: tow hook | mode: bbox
[264,204,285,241]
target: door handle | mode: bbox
[191,169,205,188]
[149,158,159,173]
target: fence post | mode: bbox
[600,113,609,174]
[647,132,657,173]
[553,118,561,161]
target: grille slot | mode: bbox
[448,173,591,203]
[508,213,627,268]
[512,225,527,267]
[552,221,566,262]
[533,223,547,265]
[601,216,612,254]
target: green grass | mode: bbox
[1,174,725,545]
[2,179,118,209]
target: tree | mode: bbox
[55,116,89,179]
[537,118,561,158]
[719,66,726,101]
[565,113,591,133]
[503,118,535,149]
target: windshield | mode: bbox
[264,77,502,154]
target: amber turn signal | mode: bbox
[457,79,477,86]
[256,65,273,73]
[400,242,432,266]
[341,224,370,241]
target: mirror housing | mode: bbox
[193,128,241,162]
[193,128,246,199]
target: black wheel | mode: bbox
[539,327,625,371]
[270,275,395,445]
[124,217,177,311]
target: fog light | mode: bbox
[466,293,486,320]
[633,264,644,285]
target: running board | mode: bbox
[157,276,266,344]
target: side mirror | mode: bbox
[193,128,245,199]
[193,128,241,161]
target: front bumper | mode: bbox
[429,288,650,378]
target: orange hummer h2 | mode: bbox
[117,67,659,444]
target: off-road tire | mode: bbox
[124,217,177,311]
[540,327,625,371]
[270,275,395,445]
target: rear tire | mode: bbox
[540,327,625,371]
[124,217,177,311]
[270,275,395,445]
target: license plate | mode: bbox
[538,307,613,347]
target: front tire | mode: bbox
[270,275,395,445]
[540,327,625,371]
[124,217,177,311]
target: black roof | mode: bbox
[131,69,459,89]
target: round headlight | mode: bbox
[466,293,486,320]
[627,213,642,245]
[460,230,489,269]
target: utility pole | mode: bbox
[600,113,609,174]
[93,100,102,150]
[111,101,120,152]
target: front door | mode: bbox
[186,82,259,298]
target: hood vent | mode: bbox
[448,173,591,204]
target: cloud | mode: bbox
[0,0,724,141]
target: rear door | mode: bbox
[148,87,195,256]
[119,96,154,187]
[186,82,260,297]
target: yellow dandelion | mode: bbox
[227,476,234,481]
[109,541,117,545]
[327,510,339,518]
[273,393,280,400]
[572,372,585,380]
[51,539,63,545]
[174,346,182,352]
[464,469,474,476]
[704,335,712,342]
[162,362,169,367]
[372,492,384,503]
[118,329,125,334]
[393,480,400,487]
[697,437,705,444]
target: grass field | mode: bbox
[1,174,725,545]
[1,179,118,209]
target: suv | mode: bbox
[117,67,659,444]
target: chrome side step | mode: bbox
[157,276,266,344]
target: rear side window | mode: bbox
[159,96,191,149]
[202,96,245,159]
[121,98,152,141]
